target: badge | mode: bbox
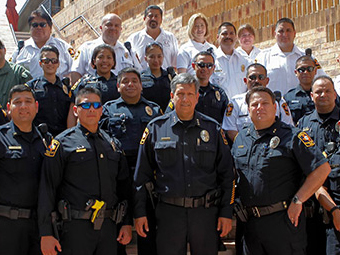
[281,102,290,116]
[241,64,245,72]
[140,128,149,145]
[226,103,234,117]
[63,85,68,95]
[335,121,340,133]
[68,48,75,58]
[200,130,210,142]
[298,132,315,147]
[215,91,221,101]
[124,52,129,59]
[269,136,280,149]
[145,106,153,116]
[45,139,60,157]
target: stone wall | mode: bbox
[51,0,340,78]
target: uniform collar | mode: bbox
[295,84,311,95]
[78,123,103,139]
[199,83,214,93]
[142,67,167,78]
[26,36,53,49]
[169,110,201,128]
[271,43,302,57]
[142,27,165,39]
[310,106,340,123]
[9,121,40,140]
[39,75,62,87]
[215,47,239,60]
[93,71,116,81]
[247,118,280,139]
[116,96,145,106]
[0,61,11,75]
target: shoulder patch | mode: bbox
[168,101,174,110]
[45,139,60,157]
[68,48,76,58]
[281,102,290,116]
[140,128,149,145]
[71,80,80,91]
[314,58,322,69]
[226,103,234,117]
[220,129,228,145]
[298,131,315,147]
[74,50,81,61]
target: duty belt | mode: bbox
[0,204,33,219]
[70,209,113,220]
[245,201,288,218]
[159,196,206,208]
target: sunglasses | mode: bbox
[195,62,214,69]
[77,102,102,109]
[31,22,47,28]
[296,66,315,73]
[40,58,59,64]
[248,74,266,81]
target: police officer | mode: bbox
[134,73,235,255]
[101,67,161,255]
[39,87,132,255]
[141,42,172,112]
[0,84,51,255]
[232,86,330,255]
[223,63,293,142]
[284,55,317,125]
[298,76,339,255]
[26,45,73,137]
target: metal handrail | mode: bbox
[9,23,18,45]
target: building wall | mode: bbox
[51,0,340,77]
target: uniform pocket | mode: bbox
[154,141,177,168]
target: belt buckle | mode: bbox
[252,207,261,217]
[9,208,19,219]
[184,197,193,208]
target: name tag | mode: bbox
[8,146,22,150]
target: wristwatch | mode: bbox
[292,195,303,204]
[330,205,340,214]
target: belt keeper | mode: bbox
[9,208,19,220]
[252,207,261,217]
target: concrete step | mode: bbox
[15,31,30,41]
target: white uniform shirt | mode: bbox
[127,28,178,70]
[334,75,340,96]
[14,36,73,79]
[256,43,326,95]
[70,37,142,76]
[222,92,294,131]
[177,39,217,75]
[235,46,261,67]
[210,47,248,99]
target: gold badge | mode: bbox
[215,91,221,101]
[140,128,149,145]
[269,136,280,149]
[281,102,290,116]
[45,139,60,157]
[63,85,68,95]
[200,130,210,142]
[145,106,153,116]
[298,132,315,147]
[226,103,234,116]
[220,129,228,145]
[241,64,245,72]
[124,52,129,59]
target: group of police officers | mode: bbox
[1,3,340,255]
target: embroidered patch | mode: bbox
[140,128,149,145]
[220,129,228,145]
[226,103,234,116]
[45,139,60,157]
[298,132,315,147]
[68,48,75,58]
[281,102,290,116]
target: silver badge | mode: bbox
[200,130,210,142]
[269,136,280,149]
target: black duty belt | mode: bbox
[0,204,33,219]
[159,196,206,208]
[71,209,113,220]
[245,201,288,218]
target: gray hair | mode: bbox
[170,73,199,93]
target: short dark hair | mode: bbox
[75,87,102,105]
[170,73,199,94]
[218,22,236,34]
[246,63,267,77]
[0,39,4,49]
[245,86,275,106]
[193,51,215,63]
[117,67,141,84]
[144,5,163,18]
[312,75,335,91]
[295,55,315,69]
[145,42,163,55]
[8,84,36,103]
[28,8,52,28]
[40,45,59,59]
[91,44,116,69]
[275,17,295,31]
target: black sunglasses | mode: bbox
[248,74,266,81]
[297,66,315,73]
[31,22,47,28]
[195,62,214,69]
[40,58,59,64]
[77,102,102,109]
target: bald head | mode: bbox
[100,13,122,45]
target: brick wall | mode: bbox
[51,0,340,78]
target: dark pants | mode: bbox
[305,207,326,255]
[243,211,307,255]
[326,226,340,255]
[155,202,219,255]
[0,216,42,255]
[60,218,117,255]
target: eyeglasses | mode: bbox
[248,74,266,81]
[77,102,102,109]
[195,62,214,69]
[296,66,315,73]
[40,58,59,64]
[31,22,47,28]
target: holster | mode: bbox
[111,200,128,224]
[145,182,157,209]
[205,189,222,208]
[58,200,71,221]
[303,199,315,218]
[51,211,63,240]
[234,198,248,222]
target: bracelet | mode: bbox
[330,205,340,214]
